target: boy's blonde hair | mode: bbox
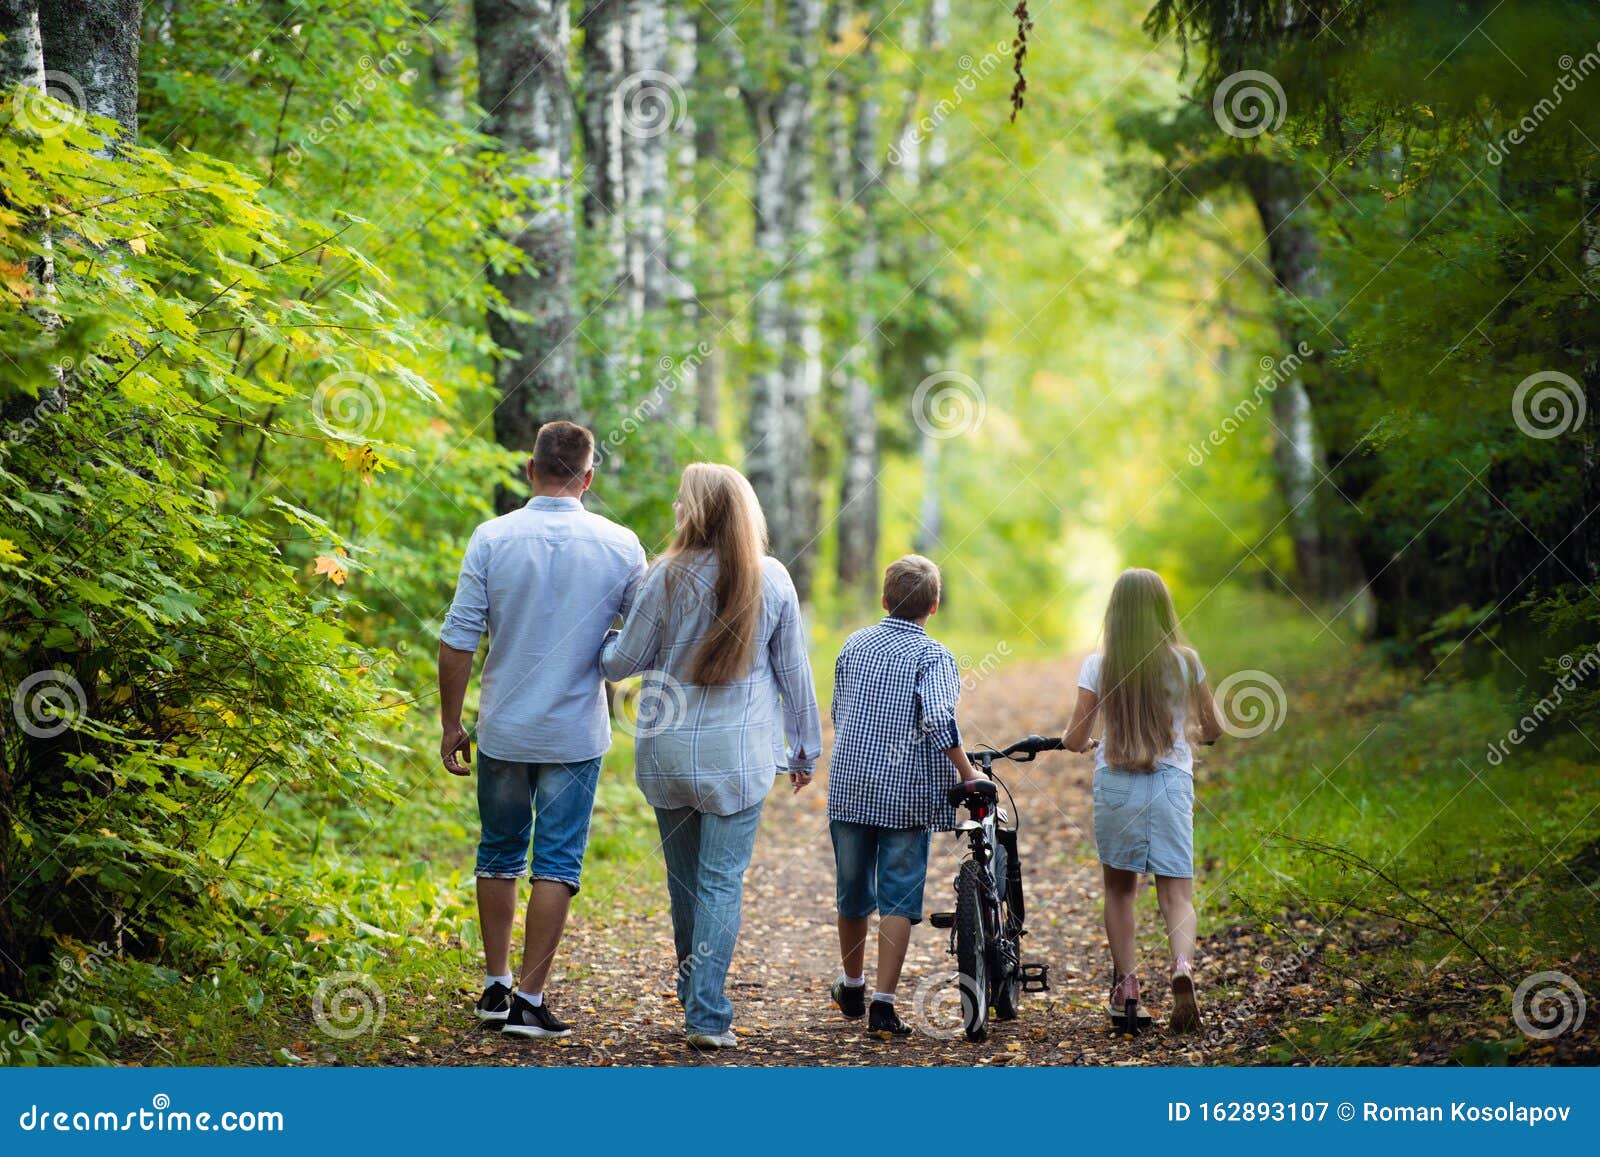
[1100,568,1202,771]
[883,554,941,620]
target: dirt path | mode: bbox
[403,656,1319,1067]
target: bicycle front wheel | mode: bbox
[954,859,989,1042]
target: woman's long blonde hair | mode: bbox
[1099,568,1199,771]
[661,463,768,686]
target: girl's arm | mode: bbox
[1062,687,1100,752]
[600,565,666,682]
[1194,677,1224,744]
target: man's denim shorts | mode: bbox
[830,820,932,923]
[475,752,603,893]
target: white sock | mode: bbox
[841,973,866,988]
[872,991,896,1005]
[516,990,543,1007]
[485,973,513,989]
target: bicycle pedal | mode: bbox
[1019,962,1050,992]
[928,911,956,929]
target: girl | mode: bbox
[601,463,823,1049]
[1062,568,1223,1033]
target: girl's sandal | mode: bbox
[1168,957,1201,1034]
[1107,969,1150,1034]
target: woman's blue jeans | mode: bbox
[653,801,765,1035]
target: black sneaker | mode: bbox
[868,998,913,1038]
[474,981,513,1022]
[831,979,866,1020]
[501,994,572,1039]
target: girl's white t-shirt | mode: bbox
[1077,649,1205,774]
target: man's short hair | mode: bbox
[531,421,594,484]
[883,554,942,620]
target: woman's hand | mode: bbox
[789,769,813,793]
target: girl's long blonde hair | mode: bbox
[1099,568,1199,771]
[661,463,768,686]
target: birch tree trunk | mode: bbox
[911,0,948,559]
[741,0,821,597]
[692,4,722,432]
[622,0,669,317]
[835,1,880,599]
[473,0,580,510]
[36,0,140,138]
[666,2,698,423]
[0,0,46,1001]
[580,0,628,385]
[422,1,467,122]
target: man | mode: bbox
[438,421,646,1039]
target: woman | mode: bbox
[601,463,822,1049]
[1061,568,1223,1033]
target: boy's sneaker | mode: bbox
[686,1029,739,1049]
[474,981,514,1022]
[831,979,866,1020]
[868,999,913,1038]
[500,994,572,1039]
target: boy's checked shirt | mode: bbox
[826,616,964,831]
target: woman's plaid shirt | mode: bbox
[826,617,964,831]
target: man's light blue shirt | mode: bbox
[440,496,646,763]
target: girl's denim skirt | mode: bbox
[1092,764,1194,878]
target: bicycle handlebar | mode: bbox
[965,734,1068,763]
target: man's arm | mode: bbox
[439,643,475,775]
[438,529,488,775]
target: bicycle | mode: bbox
[928,734,1066,1042]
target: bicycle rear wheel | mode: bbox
[954,860,989,1042]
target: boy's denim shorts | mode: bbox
[830,820,932,923]
[475,752,603,894]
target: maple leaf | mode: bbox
[313,554,348,585]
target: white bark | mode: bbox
[667,3,697,422]
[740,0,822,596]
[36,0,140,138]
[473,0,581,507]
[581,0,628,386]
[911,0,947,557]
[623,0,669,316]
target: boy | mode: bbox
[826,554,983,1037]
